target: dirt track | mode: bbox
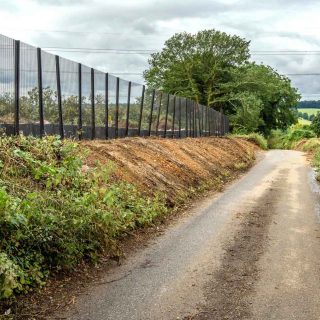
[55,150,320,320]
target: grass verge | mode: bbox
[230,133,268,150]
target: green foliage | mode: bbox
[144,29,250,105]
[223,63,299,135]
[229,93,264,133]
[231,133,268,150]
[0,136,167,299]
[144,29,300,135]
[268,125,316,149]
[311,112,320,137]
[297,138,320,181]
[0,253,22,299]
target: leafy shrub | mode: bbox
[311,112,320,137]
[0,135,167,298]
[0,253,22,299]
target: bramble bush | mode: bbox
[0,135,167,299]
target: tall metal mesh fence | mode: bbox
[19,41,39,136]
[128,82,143,135]
[42,50,59,135]
[60,57,78,138]
[0,33,229,140]
[0,35,15,134]
[95,70,106,139]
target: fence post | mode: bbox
[148,89,155,136]
[125,81,131,137]
[156,92,162,136]
[164,94,170,138]
[190,100,195,138]
[172,96,176,138]
[14,40,20,135]
[78,63,82,140]
[115,77,120,138]
[193,102,196,137]
[203,107,206,136]
[205,107,208,136]
[138,85,145,136]
[37,48,44,138]
[208,108,211,136]
[199,105,202,137]
[105,73,109,139]
[178,97,182,138]
[190,101,193,137]
[55,55,64,139]
[91,68,95,140]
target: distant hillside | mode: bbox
[298,100,320,109]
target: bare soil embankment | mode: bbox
[82,136,258,204]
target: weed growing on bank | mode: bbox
[231,133,268,150]
[0,135,167,299]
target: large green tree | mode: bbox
[220,63,300,134]
[144,29,250,107]
[144,29,300,135]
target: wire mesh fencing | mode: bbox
[0,34,230,140]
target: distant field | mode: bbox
[298,108,320,116]
[298,117,311,125]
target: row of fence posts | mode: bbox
[11,39,229,139]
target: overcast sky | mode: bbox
[1,0,320,100]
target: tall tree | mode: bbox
[144,30,300,135]
[144,29,250,107]
[222,63,300,134]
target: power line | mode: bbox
[43,47,320,56]
[43,46,156,52]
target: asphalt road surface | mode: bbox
[56,150,320,320]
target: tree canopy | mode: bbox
[144,29,300,135]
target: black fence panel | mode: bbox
[0,35,15,135]
[19,41,39,136]
[59,57,78,138]
[128,82,143,137]
[0,33,229,140]
[93,70,106,139]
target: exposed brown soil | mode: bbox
[82,137,257,204]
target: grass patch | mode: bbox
[298,117,311,125]
[297,108,320,117]
[231,133,268,150]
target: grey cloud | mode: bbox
[32,0,87,6]
[14,0,320,97]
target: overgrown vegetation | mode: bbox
[300,139,320,181]
[268,124,316,149]
[0,135,167,299]
[267,124,320,180]
[231,133,268,150]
